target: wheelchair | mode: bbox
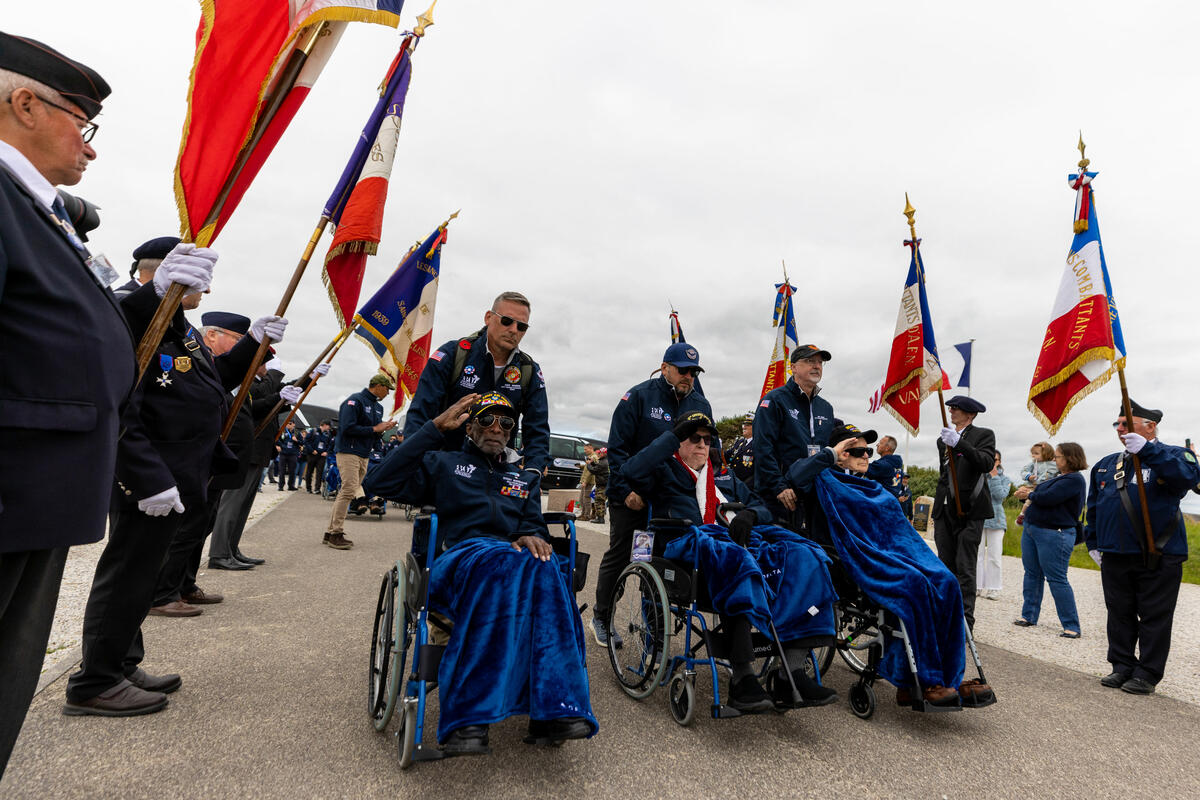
[605,504,824,726]
[321,455,340,501]
[813,546,996,720]
[367,508,590,768]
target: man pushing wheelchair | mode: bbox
[365,392,597,756]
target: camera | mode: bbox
[55,189,101,242]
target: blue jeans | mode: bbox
[1020,523,1080,631]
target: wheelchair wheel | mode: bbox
[368,564,408,731]
[849,682,876,720]
[668,673,696,726]
[397,699,417,769]
[836,605,878,675]
[608,562,671,700]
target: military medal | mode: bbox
[175,356,192,373]
[156,372,173,387]
[157,354,174,387]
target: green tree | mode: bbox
[715,414,744,450]
[907,465,939,500]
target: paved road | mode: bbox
[5,492,1200,798]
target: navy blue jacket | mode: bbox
[1084,441,1200,556]
[607,376,712,503]
[785,447,850,548]
[304,428,333,457]
[277,429,301,456]
[753,381,836,506]
[115,283,258,503]
[622,431,772,526]
[403,332,550,473]
[726,436,755,487]
[1024,471,1087,531]
[336,388,385,457]
[0,167,136,552]
[865,453,905,498]
[364,421,548,552]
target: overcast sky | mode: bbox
[8,1,1200,471]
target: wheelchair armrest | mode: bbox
[648,517,693,530]
[420,505,437,515]
[542,512,576,524]
[716,502,745,527]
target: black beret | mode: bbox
[132,236,181,261]
[1121,399,1163,423]
[200,311,250,336]
[946,395,986,414]
[0,32,109,119]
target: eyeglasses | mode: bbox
[7,93,99,142]
[687,434,712,446]
[491,313,529,332]
[845,447,874,458]
[475,413,516,431]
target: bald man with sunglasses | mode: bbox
[403,291,550,474]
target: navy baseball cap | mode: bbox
[790,344,832,363]
[946,395,986,414]
[829,424,878,446]
[662,342,703,372]
[200,311,250,336]
[0,32,110,119]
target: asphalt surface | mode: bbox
[5,492,1200,799]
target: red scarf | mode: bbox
[674,453,718,524]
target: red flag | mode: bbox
[173,1,403,245]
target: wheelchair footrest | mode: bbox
[961,692,997,709]
[711,704,743,719]
[909,698,962,713]
[412,743,445,762]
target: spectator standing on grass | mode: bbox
[1012,443,1088,639]
[977,451,1013,601]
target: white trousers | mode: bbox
[976,527,1005,592]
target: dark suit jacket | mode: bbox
[114,283,258,504]
[933,424,996,521]
[0,167,135,552]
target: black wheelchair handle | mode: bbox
[543,512,577,523]
[718,502,745,513]
[648,517,694,530]
[420,505,437,514]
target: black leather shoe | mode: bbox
[234,551,265,565]
[125,667,182,694]
[524,717,591,745]
[728,675,774,714]
[208,556,253,571]
[1120,677,1156,695]
[1101,671,1131,688]
[63,681,168,717]
[443,725,490,755]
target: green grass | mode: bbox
[1001,506,1200,585]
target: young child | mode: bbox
[1015,442,1059,525]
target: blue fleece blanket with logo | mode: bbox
[429,537,597,743]
[663,524,836,642]
[815,470,965,688]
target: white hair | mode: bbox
[0,69,67,108]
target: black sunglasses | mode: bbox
[7,94,99,142]
[687,434,712,446]
[675,366,702,377]
[475,413,515,431]
[492,313,529,332]
[845,446,873,458]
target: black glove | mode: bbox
[728,511,754,547]
[673,412,713,442]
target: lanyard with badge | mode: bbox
[48,199,119,286]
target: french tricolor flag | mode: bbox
[759,282,798,399]
[868,241,950,435]
[322,36,416,327]
[352,219,451,415]
[1027,172,1126,434]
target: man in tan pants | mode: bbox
[325,374,397,549]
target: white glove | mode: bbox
[153,243,216,297]
[311,363,331,380]
[1089,549,1103,566]
[280,385,303,404]
[250,315,288,343]
[138,486,185,517]
[263,357,284,373]
[939,427,961,447]
[1121,432,1147,455]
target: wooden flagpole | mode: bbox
[257,326,353,440]
[905,194,964,517]
[135,21,331,383]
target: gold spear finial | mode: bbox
[414,0,437,37]
[439,209,460,229]
[1077,131,1090,170]
[903,192,918,240]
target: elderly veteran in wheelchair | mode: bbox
[620,411,839,712]
[364,392,597,755]
[786,423,992,709]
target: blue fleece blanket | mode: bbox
[663,524,835,642]
[429,537,598,743]
[815,471,965,688]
